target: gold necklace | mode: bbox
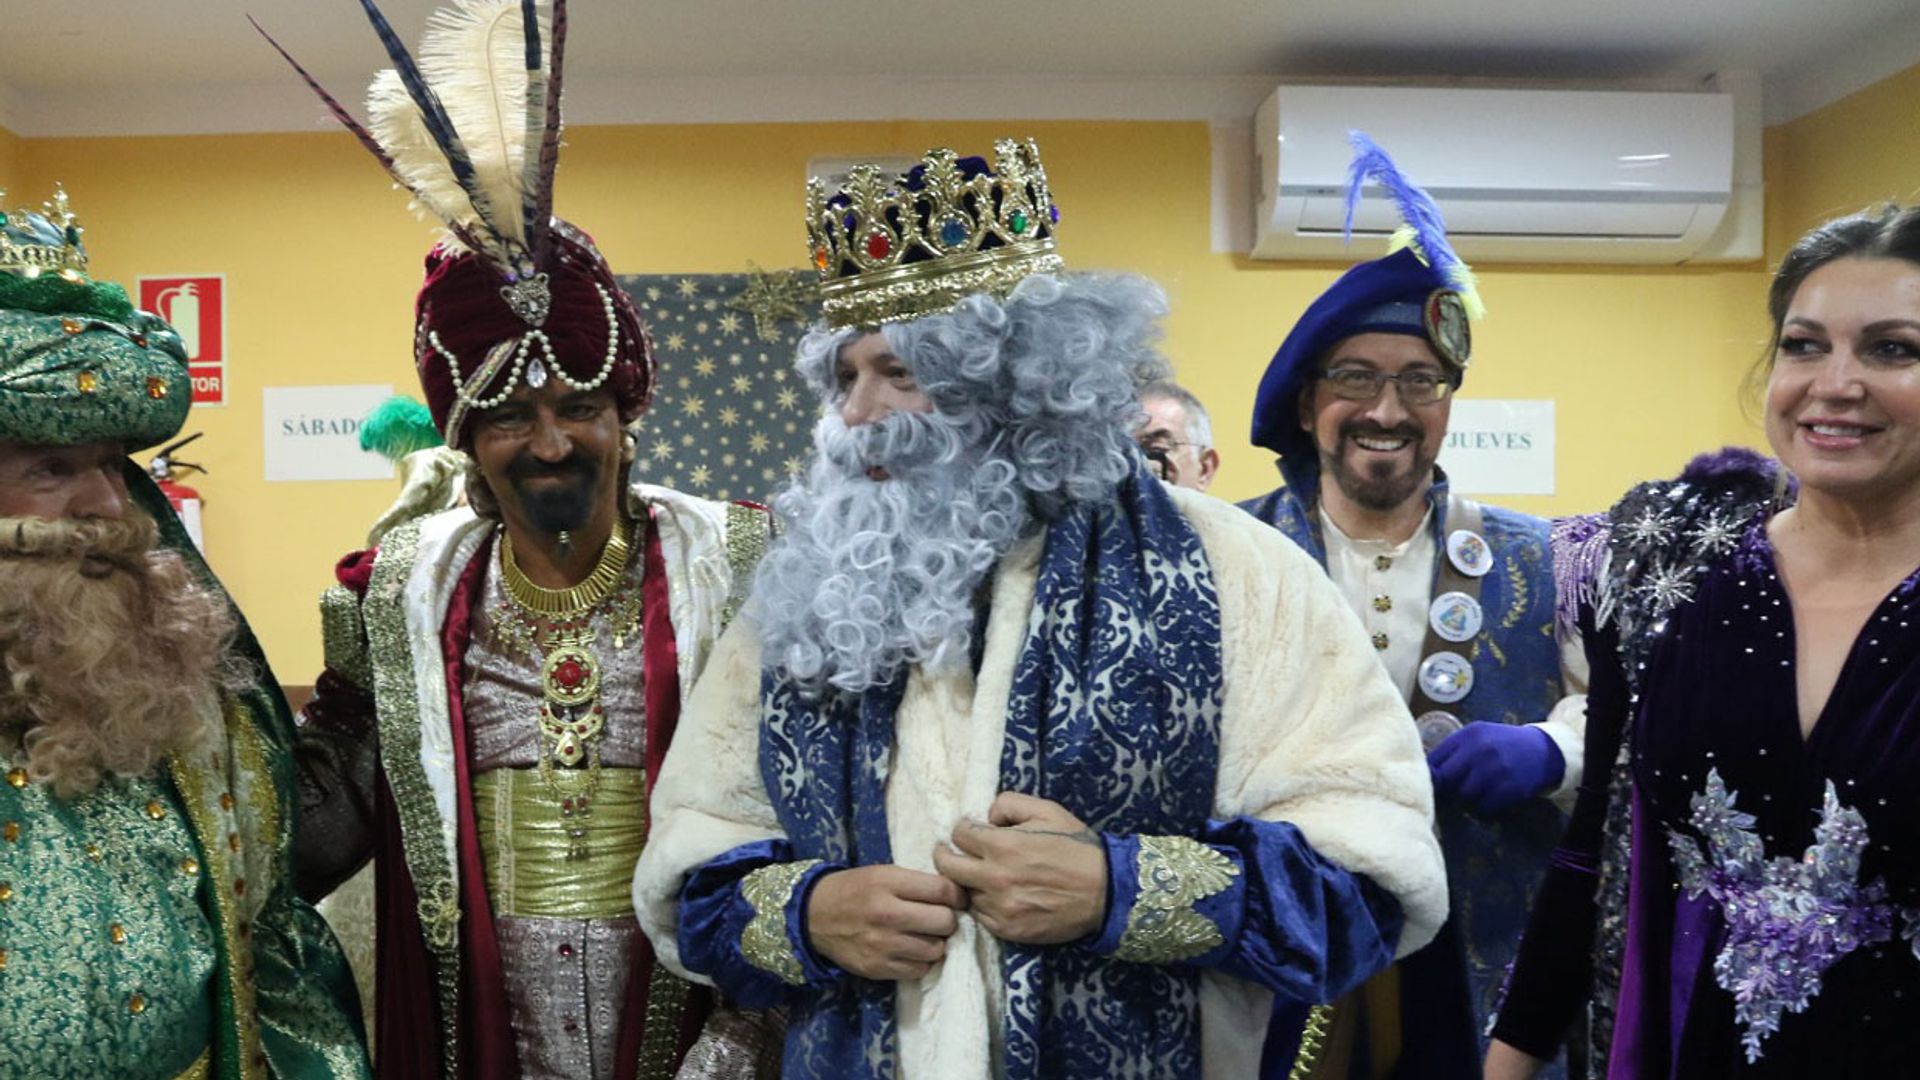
[500,518,632,617]
[495,517,638,860]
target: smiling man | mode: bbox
[277,4,770,1078]
[0,188,370,1080]
[1240,138,1587,1080]
[632,139,1447,1080]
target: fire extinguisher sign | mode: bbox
[137,275,226,407]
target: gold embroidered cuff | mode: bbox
[739,859,822,985]
[319,583,372,688]
[1113,834,1239,965]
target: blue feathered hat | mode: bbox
[1249,133,1484,461]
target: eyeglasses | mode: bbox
[1319,367,1457,406]
[1136,435,1204,458]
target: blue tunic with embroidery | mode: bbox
[673,469,1407,1078]
[1241,457,1568,1077]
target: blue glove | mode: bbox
[1427,723,1564,815]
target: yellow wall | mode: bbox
[1772,63,1920,253]
[13,81,1917,676]
[0,125,20,194]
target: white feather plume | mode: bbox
[364,0,548,258]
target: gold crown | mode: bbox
[806,138,1063,328]
[0,185,90,282]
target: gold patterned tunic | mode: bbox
[464,554,650,1080]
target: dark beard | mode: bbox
[506,452,600,534]
[1321,420,1435,512]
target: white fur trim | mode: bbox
[890,531,1039,1080]
[1167,487,1448,959]
[402,507,492,875]
[1536,696,1588,809]
[635,488,1449,1075]
[630,482,738,701]
[633,614,780,985]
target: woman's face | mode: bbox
[1766,257,1920,505]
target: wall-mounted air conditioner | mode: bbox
[1252,84,1753,265]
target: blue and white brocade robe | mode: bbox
[1240,459,1579,1071]
[634,484,1449,1079]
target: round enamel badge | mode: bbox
[1416,710,1464,752]
[1428,591,1484,644]
[1425,289,1471,369]
[1418,651,1475,705]
[1446,529,1494,578]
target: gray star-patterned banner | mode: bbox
[618,271,823,505]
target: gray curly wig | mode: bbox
[754,272,1170,696]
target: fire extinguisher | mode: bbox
[149,431,208,553]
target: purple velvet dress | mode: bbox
[1496,509,1920,1077]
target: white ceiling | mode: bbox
[2,0,1917,136]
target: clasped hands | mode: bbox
[804,792,1108,981]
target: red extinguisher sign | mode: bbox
[138,275,226,407]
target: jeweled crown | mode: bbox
[0,185,90,283]
[806,138,1063,328]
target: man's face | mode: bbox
[1298,332,1453,513]
[468,381,624,535]
[0,439,131,521]
[1135,395,1218,492]
[833,332,933,481]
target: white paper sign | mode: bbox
[262,384,398,482]
[1437,399,1555,495]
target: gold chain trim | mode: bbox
[1113,835,1239,964]
[739,859,822,985]
[319,583,372,688]
[363,519,464,1076]
[635,961,693,1080]
[720,503,771,631]
[166,694,266,1080]
[1287,1004,1335,1080]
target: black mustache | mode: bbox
[1340,422,1423,443]
[506,454,595,482]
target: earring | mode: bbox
[621,431,638,464]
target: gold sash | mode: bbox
[175,1046,212,1080]
[473,767,647,919]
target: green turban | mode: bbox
[0,188,192,450]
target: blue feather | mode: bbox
[353,0,500,236]
[1342,131,1462,279]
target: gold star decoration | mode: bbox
[727,265,820,341]
[694,357,718,376]
[718,407,741,426]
